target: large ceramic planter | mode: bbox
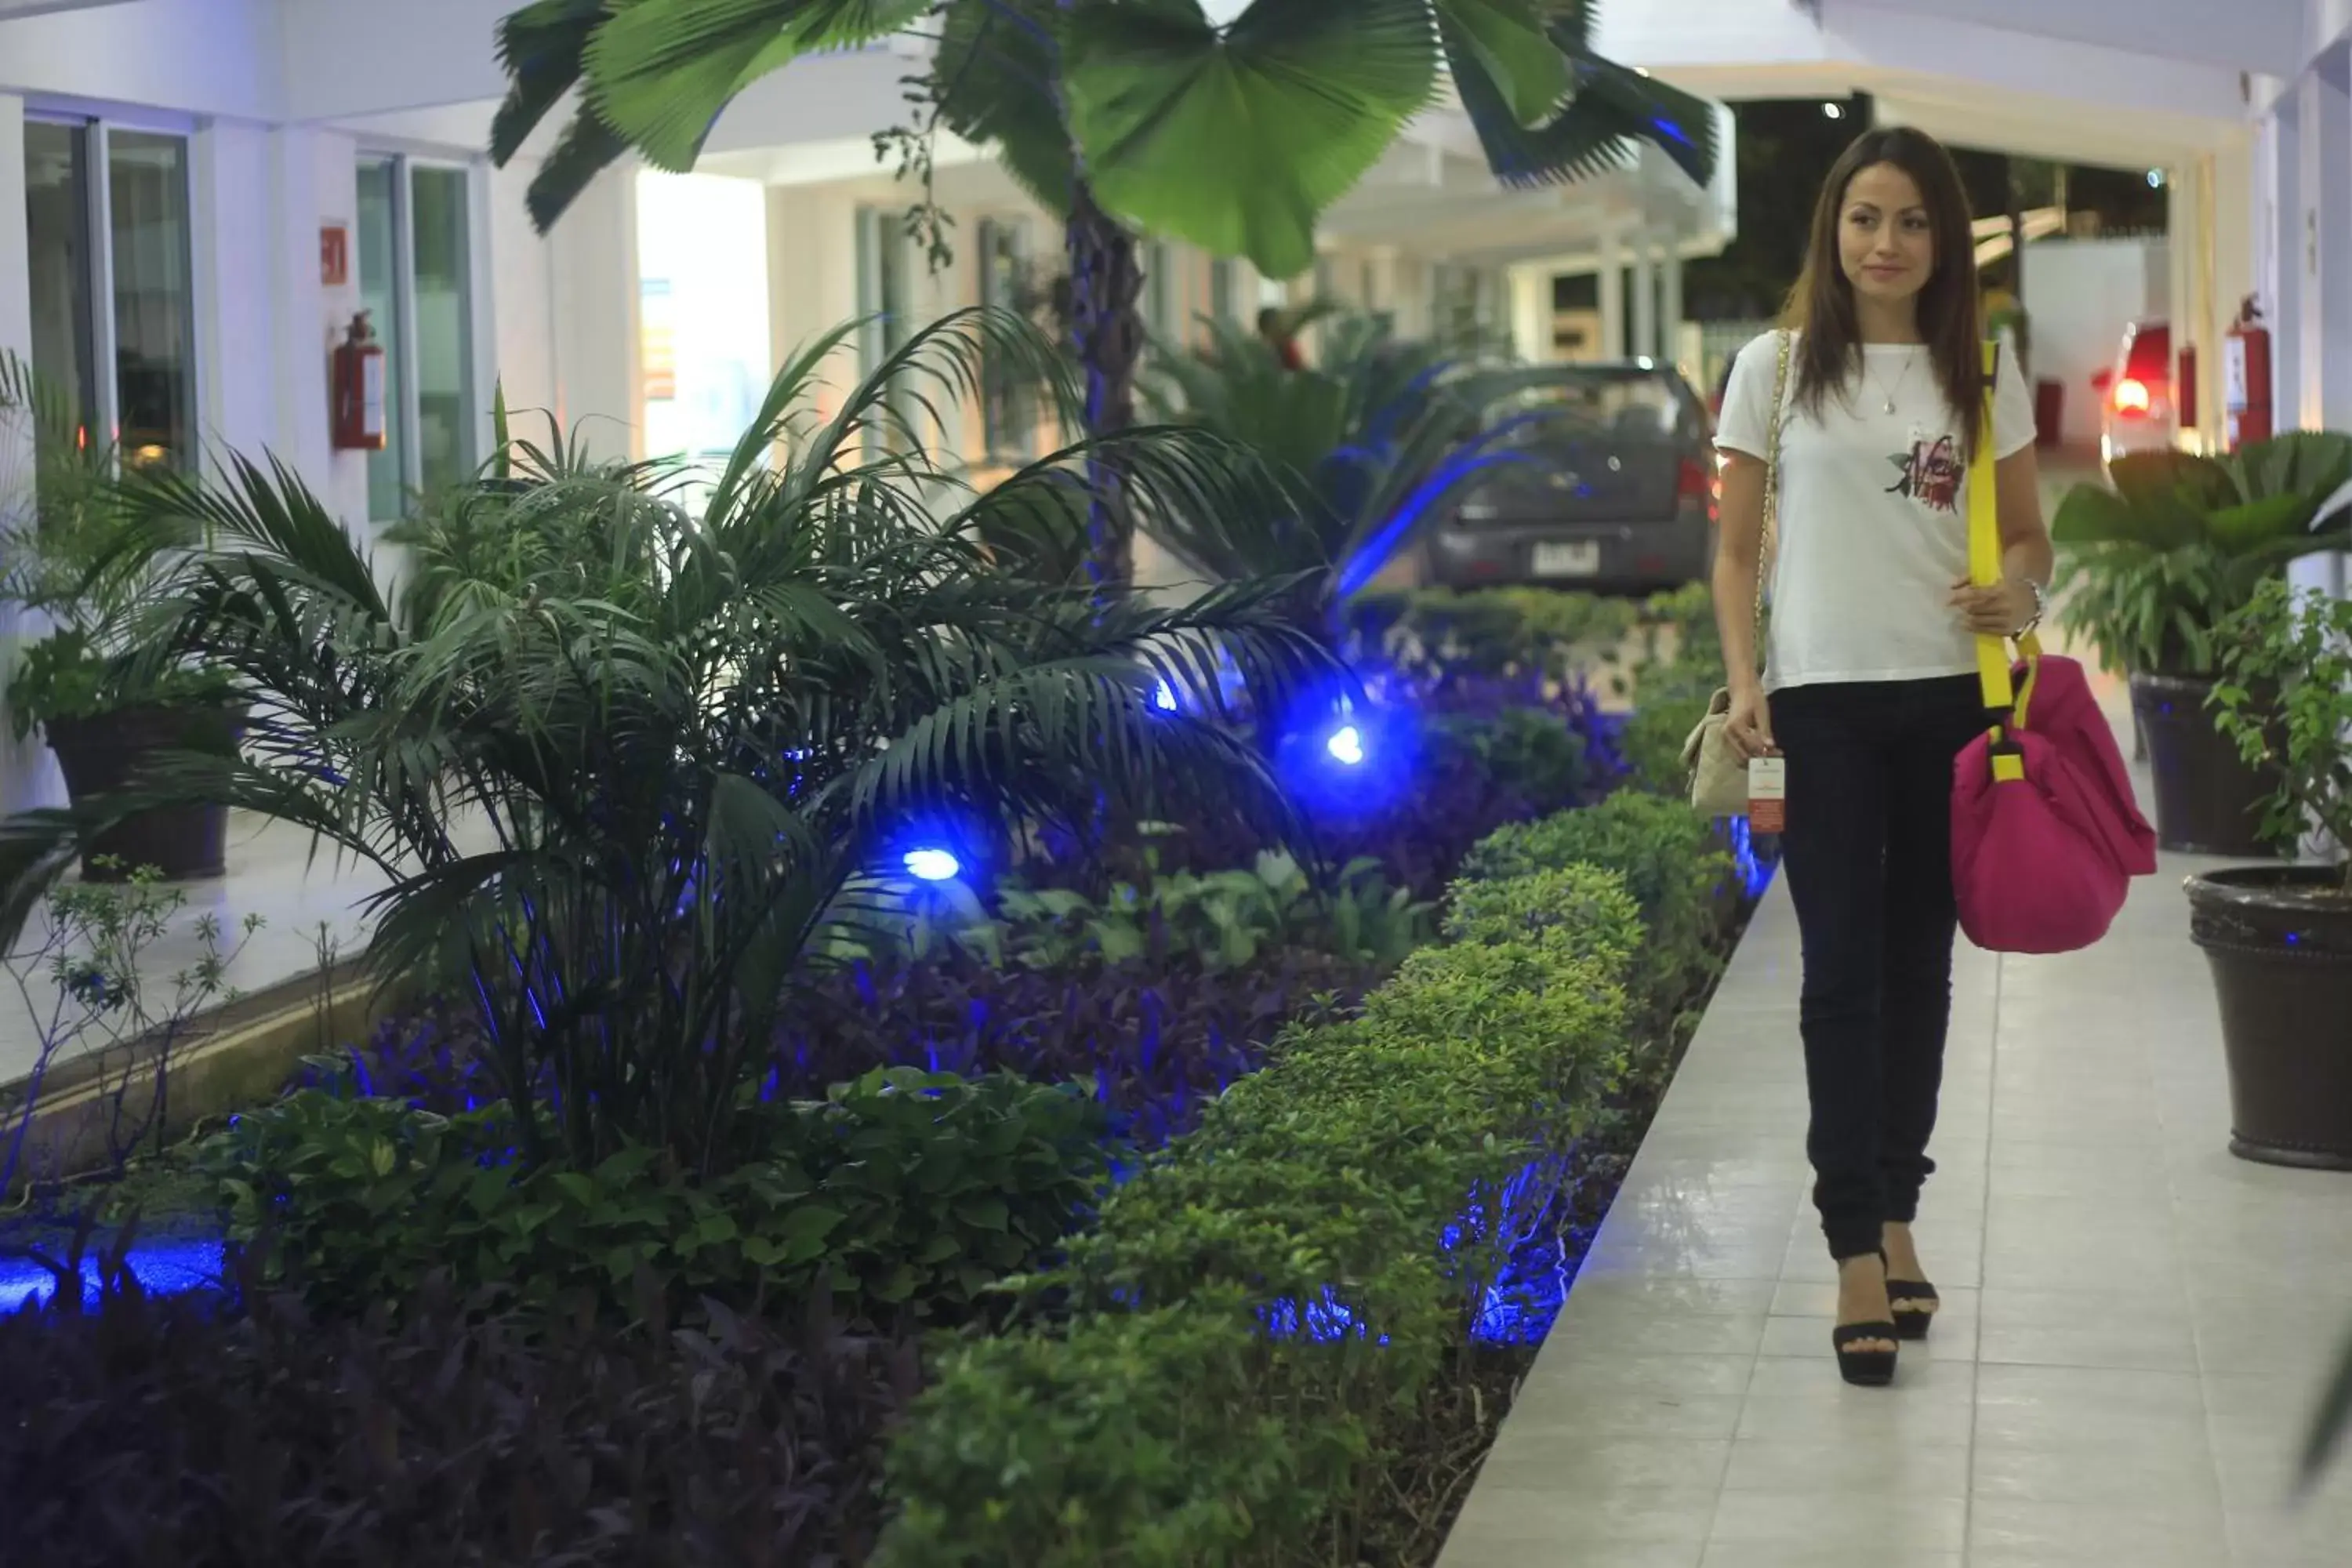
[45,702,249,882]
[2186,866,2352,1171]
[2129,671,2281,858]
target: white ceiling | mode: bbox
[0,0,137,15]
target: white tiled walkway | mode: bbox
[1441,805,2352,1566]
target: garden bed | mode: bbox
[0,583,1757,1565]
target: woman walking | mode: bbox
[1711,127,2053,1386]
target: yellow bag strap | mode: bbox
[1969,339,2038,782]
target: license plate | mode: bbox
[1531,541,1600,577]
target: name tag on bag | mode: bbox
[1748,757,1787,834]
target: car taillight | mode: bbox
[2114,377,2152,416]
[1678,457,1716,521]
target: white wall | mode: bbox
[0,0,283,118]
[1835,0,2303,75]
[2020,239,2169,447]
[0,92,63,814]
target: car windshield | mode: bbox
[1501,372,1689,441]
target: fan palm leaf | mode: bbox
[2,309,1341,1174]
[499,0,1718,281]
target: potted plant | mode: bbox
[0,353,244,881]
[2052,434,2352,855]
[2189,577,2352,1169]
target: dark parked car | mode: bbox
[1425,361,1716,593]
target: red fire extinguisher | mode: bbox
[331,311,387,452]
[2223,296,2273,451]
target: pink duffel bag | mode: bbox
[1950,650,2158,954]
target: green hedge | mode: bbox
[1461,791,1731,1047]
[1343,585,1642,684]
[872,796,1729,1566]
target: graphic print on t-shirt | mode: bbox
[1885,433,1962,514]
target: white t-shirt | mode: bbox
[1715,332,2035,694]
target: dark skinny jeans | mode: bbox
[1772,675,1985,1262]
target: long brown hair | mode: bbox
[1784,127,1985,445]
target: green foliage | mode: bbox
[1612,582,1730,797]
[986,848,1434,971]
[2211,579,2352,892]
[2052,434,2352,676]
[0,310,1345,1175]
[874,824,1668,1564]
[1428,703,1595,807]
[1344,584,1642,686]
[0,352,235,736]
[498,1,1718,279]
[1141,313,1572,633]
[200,1068,1113,1328]
[1442,863,1644,966]
[1461,793,1730,1036]
[874,1298,1333,1568]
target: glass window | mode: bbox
[409,167,475,499]
[356,157,409,523]
[20,120,197,475]
[855,207,913,448]
[21,121,98,449]
[357,156,478,521]
[107,131,195,473]
[1504,369,1694,440]
[977,217,1034,459]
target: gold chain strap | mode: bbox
[1751,328,1793,669]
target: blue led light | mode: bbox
[1326,724,1365,765]
[1153,679,1179,713]
[903,848,961,882]
[0,1236,224,1314]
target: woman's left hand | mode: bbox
[1948,576,2037,637]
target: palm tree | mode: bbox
[0,310,1342,1175]
[488,0,1719,585]
[1141,310,1561,638]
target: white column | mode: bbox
[191,122,281,467]
[2296,45,2352,601]
[2165,165,2202,450]
[1661,247,1686,376]
[0,94,27,373]
[1508,265,1552,364]
[0,93,58,816]
[1367,246,1399,321]
[1632,238,1658,361]
[548,162,642,464]
[2301,47,2352,432]
[1598,230,1625,362]
[2263,92,2305,434]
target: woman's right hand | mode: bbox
[1726,683,1776,760]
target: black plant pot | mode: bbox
[45,702,249,883]
[2129,671,2282,858]
[2186,866,2352,1171]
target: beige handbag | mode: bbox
[1683,329,1793,818]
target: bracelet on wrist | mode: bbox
[2013,577,2047,637]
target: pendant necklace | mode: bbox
[1871,348,1916,416]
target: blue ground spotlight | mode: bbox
[1278,705,1422,822]
[902,847,962,882]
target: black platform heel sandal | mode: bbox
[1886,1276,1940,1341]
[1833,1250,1899,1387]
